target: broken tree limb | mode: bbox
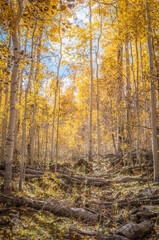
[0,194,99,224]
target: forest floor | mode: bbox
[0,155,159,240]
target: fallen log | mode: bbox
[84,194,159,209]
[0,207,16,214]
[25,168,44,174]
[68,221,153,240]
[117,221,153,240]
[0,194,99,224]
[23,173,149,188]
[117,163,153,174]
[25,174,43,179]
[69,225,129,240]
[0,164,149,186]
[130,209,157,222]
[113,176,149,183]
[57,174,148,186]
[101,153,123,160]
[33,161,44,171]
[57,173,112,186]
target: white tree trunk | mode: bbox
[4,31,20,192]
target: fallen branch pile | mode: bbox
[0,163,150,187]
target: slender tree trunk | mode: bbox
[85,108,89,155]
[146,0,159,182]
[96,4,102,159]
[14,30,28,164]
[30,26,43,166]
[50,15,62,163]
[117,43,123,154]
[37,126,40,162]
[135,36,141,164]
[4,31,20,193]
[88,0,93,161]
[125,36,132,166]
[130,40,141,164]
[4,0,25,192]
[1,85,9,165]
[140,42,148,146]
[152,31,159,106]
[19,24,36,191]
[152,33,159,151]
[0,81,2,111]
[1,38,11,164]
[55,84,60,172]
[45,120,49,169]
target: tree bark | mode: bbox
[4,30,20,193]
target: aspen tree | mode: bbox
[96,3,102,158]
[4,0,24,193]
[45,107,49,169]
[19,24,37,191]
[146,0,159,182]
[124,0,132,165]
[14,30,28,163]
[1,38,11,164]
[29,25,43,166]
[88,0,93,161]
[135,36,141,164]
[55,83,61,172]
[140,42,148,146]
[125,36,132,165]
[116,43,123,154]
[51,14,62,163]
